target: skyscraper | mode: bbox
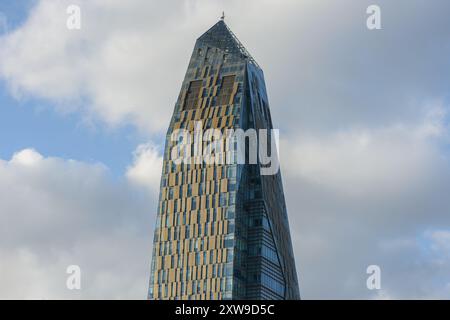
[148,19,300,300]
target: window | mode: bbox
[228,221,235,234]
[213,75,235,106]
[184,80,202,110]
[227,166,236,178]
[219,193,227,207]
[165,214,170,227]
[229,193,236,205]
[224,264,233,276]
[225,206,235,219]
[195,253,200,265]
[215,181,219,193]
[224,238,233,248]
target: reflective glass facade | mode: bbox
[148,20,300,300]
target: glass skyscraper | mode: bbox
[148,19,300,300]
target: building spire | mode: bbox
[197,16,260,68]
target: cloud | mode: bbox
[0,148,160,299]
[126,143,163,192]
[282,104,450,299]
[1,0,450,299]
[282,104,448,196]
[0,0,228,132]
[1,0,450,135]
[10,148,44,165]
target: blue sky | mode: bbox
[1,0,450,299]
[0,1,154,176]
[0,80,145,175]
[0,1,34,32]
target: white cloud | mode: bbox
[0,0,341,133]
[126,143,163,192]
[282,105,450,299]
[0,148,160,299]
[0,0,228,132]
[2,0,450,135]
[1,0,450,299]
[282,106,447,196]
[10,148,44,166]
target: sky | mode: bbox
[0,0,450,299]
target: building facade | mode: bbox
[148,20,300,300]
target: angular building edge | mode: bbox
[148,20,300,300]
